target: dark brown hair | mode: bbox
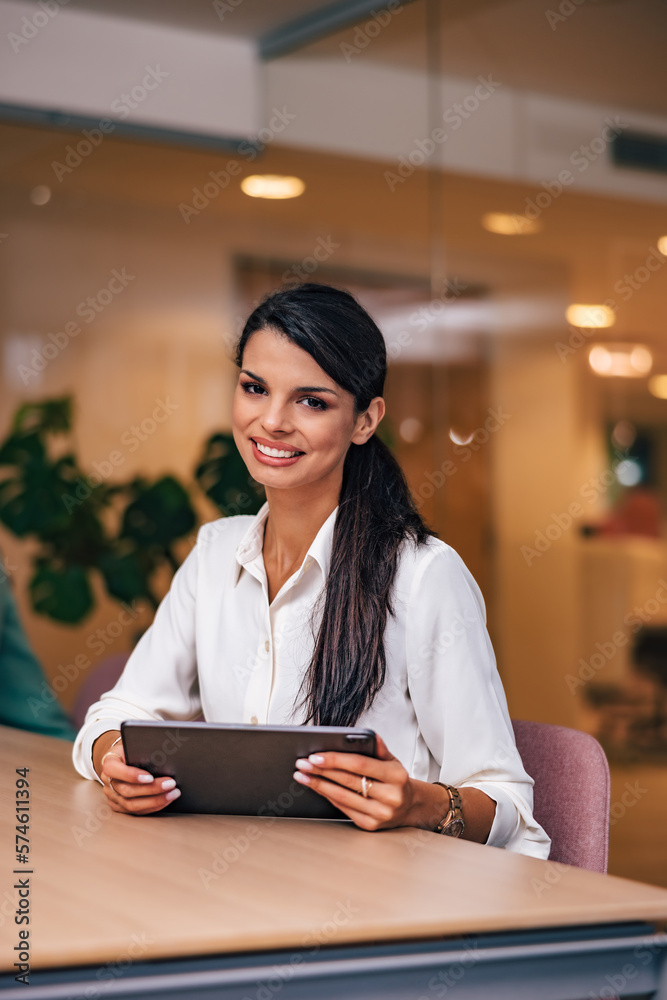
[235,282,434,726]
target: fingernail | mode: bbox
[293,771,310,784]
[137,774,154,783]
[165,788,181,802]
[295,758,313,770]
[309,754,325,764]
[161,778,176,791]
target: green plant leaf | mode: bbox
[29,563,93,623]
[194,432,264,516]
[98,548,153,604]
[120,476,197,547]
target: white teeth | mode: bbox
[255,441,302,459]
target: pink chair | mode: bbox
[511,719,610,873]
[70,652,130,730]
[70,652,205,730]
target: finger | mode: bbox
[103,782,181,815]
[109,775,179,800]
[102,754,157,786]
[293,771,391,823]
[296,763,392,801]
[300,751,395,780]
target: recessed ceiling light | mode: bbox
[399,417,423,443]
[481,212,542,235]
[240,175,305,200]
[30,185,51,206]
[648,374,667,399]
[588,343,652,377]
[566,303,615,328]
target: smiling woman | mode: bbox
[71,282,550,858]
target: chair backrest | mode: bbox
[511,719,610,873]
[70,652,130,730]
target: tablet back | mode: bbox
[121,721,377,820]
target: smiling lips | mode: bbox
[251,438,305,466]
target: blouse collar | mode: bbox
[233,501,338,586]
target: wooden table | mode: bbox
[1,725,667,999]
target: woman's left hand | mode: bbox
[293,734,417,831]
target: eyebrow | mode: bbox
[240,369,340,396]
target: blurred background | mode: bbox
[1,0,666,884]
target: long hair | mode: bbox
[235,282,434,726]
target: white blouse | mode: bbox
[72,502,551,859]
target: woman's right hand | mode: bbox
[92,731,182,815]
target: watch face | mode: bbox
[442,817,465,838]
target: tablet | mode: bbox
[120,721,378,820]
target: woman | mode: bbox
[73,282,550,856]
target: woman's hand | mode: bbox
[293,734,423,831]
[92,731,182,815]
[294,734,497,840]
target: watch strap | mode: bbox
[433,781,465,837]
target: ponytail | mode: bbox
[297,434,433,726]
[236,282,435,727]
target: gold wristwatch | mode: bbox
[433,782,465,837]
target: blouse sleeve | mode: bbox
[404,541,551,859]
[71,533,202,783]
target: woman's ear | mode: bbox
[351,397,385,445]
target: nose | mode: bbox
[261,395,292,435]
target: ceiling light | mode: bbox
[30,185,51,206]
[588,343,652,378]
[481,212,542,235]
[657,236,667,256]
[399,417,423,443]
[648,374,667,399]
[240,175,305,199]
[566,304,616,328]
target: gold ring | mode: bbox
[361,776,373,798]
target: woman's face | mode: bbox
[232,327,382,496]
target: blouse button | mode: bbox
[264,640,270,652]
[250,715,259,725]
